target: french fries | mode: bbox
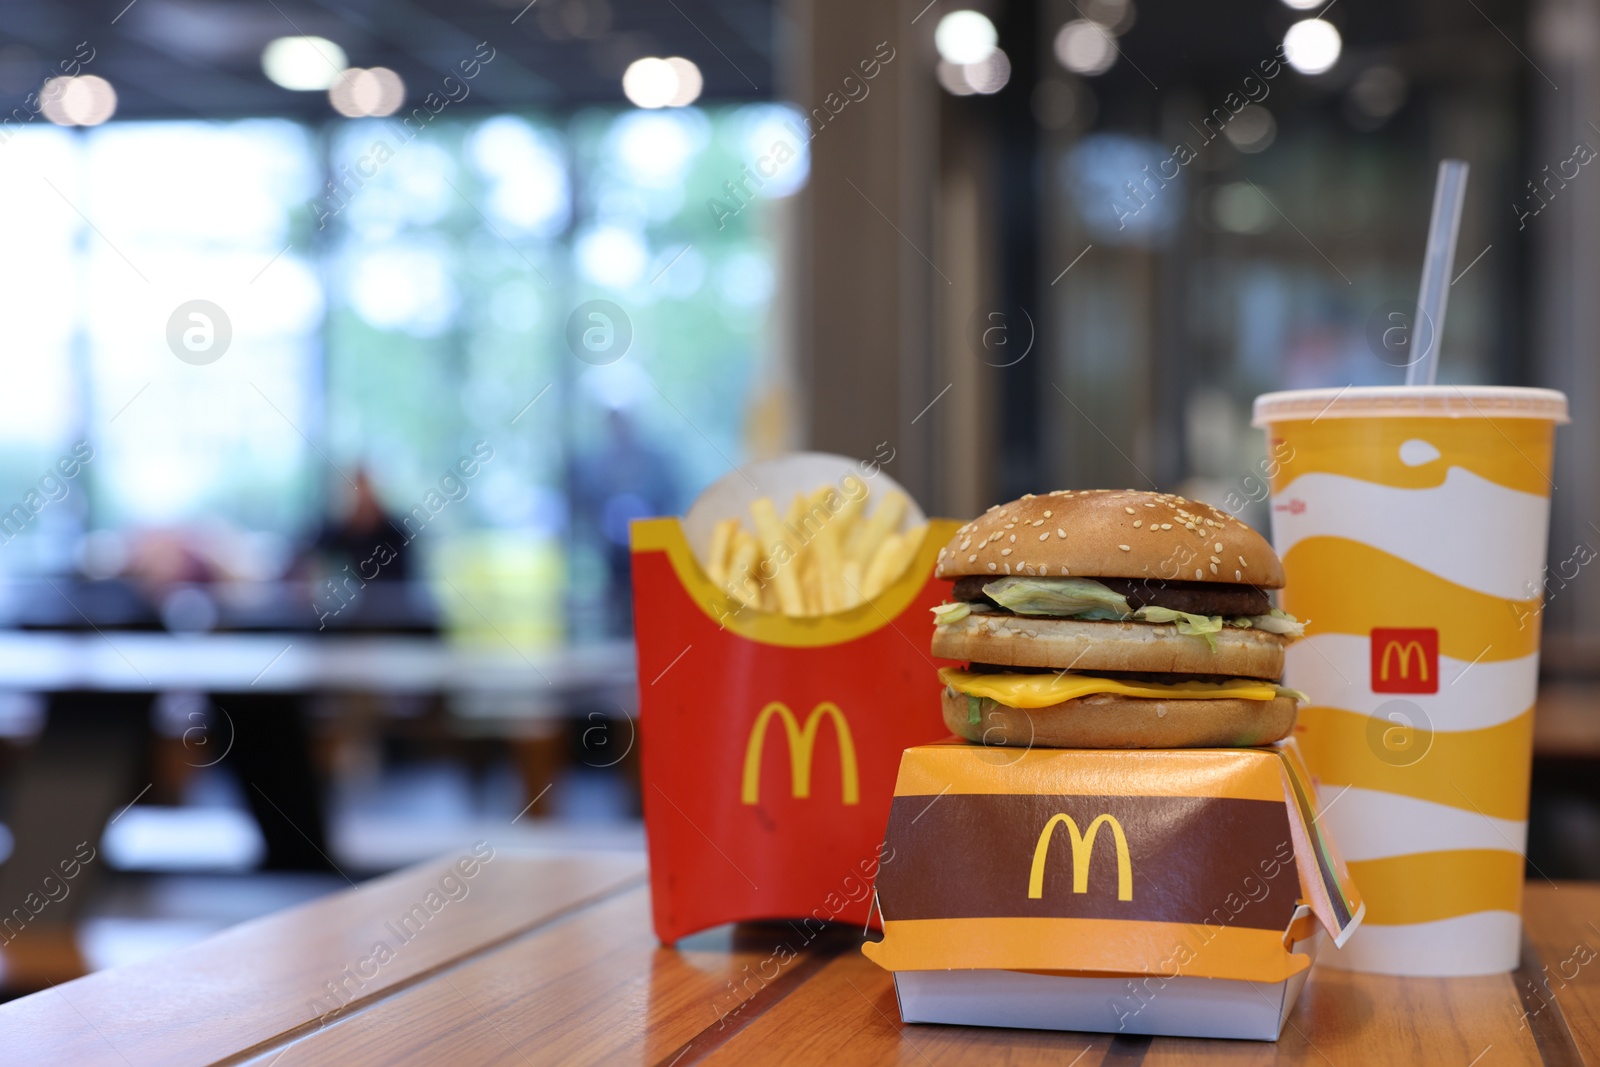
[703,482,927,617]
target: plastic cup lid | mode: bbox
[1252,385,1569,426]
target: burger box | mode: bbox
[862,740,1364,1040]
[631,453,959,943]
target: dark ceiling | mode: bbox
[0,0,775,121]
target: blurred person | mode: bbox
[307,468,414,586]
[567,408,679,636]
[296,467,442,633]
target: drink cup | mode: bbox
[1252,386,1568,976]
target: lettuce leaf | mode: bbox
[931,601,972,626]
[1132,605,1224,652]
[968,694,982,725]
[982,577,1132,619]
[1247,609,1307,638]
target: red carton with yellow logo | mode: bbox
[862,741,1364,1039]
[631,454,958,944]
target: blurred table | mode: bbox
[0,852,1592,1066]
[0,632,635,698]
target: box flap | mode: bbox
[1272,741,1365,948]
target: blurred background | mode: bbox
[0,0,1596,995]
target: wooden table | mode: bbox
[0,851,1593,1066]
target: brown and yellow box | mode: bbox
[862,741,1363,1040]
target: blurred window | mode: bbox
[0,105,799,641]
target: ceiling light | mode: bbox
[1280,0,1321,9]
[936,60,976,96]
[329,67,406,117]
[622,57,703,108]
[934,11,999,65]
[1223,104,1276,152]
[622,58,677,108]
[665,57,702,107]
[262,36,348,91]
[937,48,1011,96]
[40,75,117,126]
[963,48,1011,94]
[1282,19,1341,75]
[1054,20,1117,76]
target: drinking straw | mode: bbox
[1407,160,1470,385]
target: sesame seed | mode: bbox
[988,562,997,571]
[961,538,971,550]
[1195,568,1204,579]
[1133,520,1142,528]
[1214,542,1223,552]
[1003,563,1011,574]
[1005,523,1016,529]
[1009,534,1016,543]
[1238,556,1247,567]
[1210,563,1219,574]
[1056,528,1066,538]
[1043,510,1052,518]
[1235,569,1242,580]
[968,554,977,563]
[1039,532,1049,541]
[1145,503,1156,508]
[1039,565,1049,574]
[1210,555,1221,563]
[1001,548,1013,556]
[1034,519,1044,527]
[1161,523,1172,530]
[1125,507,1135,514]
[1184,522,1195,530]
[1063,567,1069,575]
[1119,544,1131,551]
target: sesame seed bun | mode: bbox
[941,687,1298,749]
[931,613,1287,680]
[934,489,1284,588]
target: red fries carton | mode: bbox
[632,453,958,943]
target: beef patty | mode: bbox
[951,575,1271,619]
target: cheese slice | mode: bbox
[938,667,1281,709]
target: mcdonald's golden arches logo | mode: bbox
[1370,627,1439,694]
[1028,813,1133,901]
[741,702,859,805]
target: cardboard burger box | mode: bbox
[631,453,958,943]
[862,740,1364,1040]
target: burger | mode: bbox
[930,489,1306,749]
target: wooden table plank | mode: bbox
[234,890,846,1067]
[1140,966,1542,1066]
[703,924,1570,1066]
[701,951,1119,1066]
[1522,883,1600,1065]
[0,850,644,1067]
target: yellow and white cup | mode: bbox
[1253,386,1568,976]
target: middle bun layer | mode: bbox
[931,612,1287,679]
